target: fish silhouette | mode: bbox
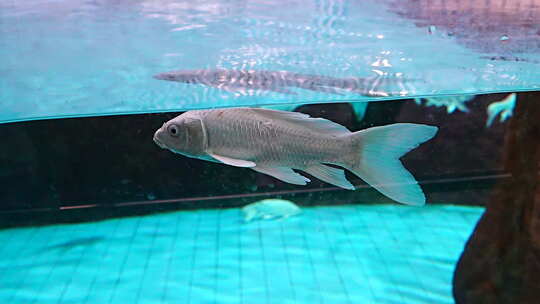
[153,69,411,97]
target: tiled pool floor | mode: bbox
[0,204,483,304]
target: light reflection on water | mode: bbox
[0,0,539,124]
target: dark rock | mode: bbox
[453,92,540,304]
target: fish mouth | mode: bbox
[154,138,166,149]
[153,131,167,149]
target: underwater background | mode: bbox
[1,0,540,303]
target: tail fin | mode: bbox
[346,123,438,206]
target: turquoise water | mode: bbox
[1,0,540,124]
[1,0,538,303]
[0,204,483,304]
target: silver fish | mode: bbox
[153,108,438,205]
[153,69,409,97]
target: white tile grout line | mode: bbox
[458,209,480,244]
[135,215,162,304]
[379,209,429,297]
[0,226,35,286]
[186,211,202,304]
[2,226,40,302]
[402,209,433,290]
[57,225,99,304]
[315,207,353,304]
[108,216,143,304]
[0,227,17,263]
[238,214,244,304]
[257,219,271,304]
[213,208,222,304]
[28,225,62,304]
[299,212,325,304]
[454,208,479,246]
[337,207,378,303]
[279,221,298,304]
[161,212,183,303]
[83,218,121,304]
[354,206,406,303]
[420,207,462,259]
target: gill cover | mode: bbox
[181,116,208,156]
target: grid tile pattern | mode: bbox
[0,204,483,304]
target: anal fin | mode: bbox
[210,153,256,168]
[303,164,355,190]
[252,166,310,185]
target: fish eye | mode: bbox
[167,124,180,137]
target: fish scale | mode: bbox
[204,108,341,164]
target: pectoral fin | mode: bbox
[252,166,310,185]
[209,154,256,167]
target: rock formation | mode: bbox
[453,92,540,303]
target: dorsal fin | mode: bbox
[248,108,351,136]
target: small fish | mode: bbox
[415,95,474,113]
[242,199,301,222]
[153,69,410,97]
[486,93,516,127]
[153,108,438,205]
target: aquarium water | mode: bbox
[1,0,539,303]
